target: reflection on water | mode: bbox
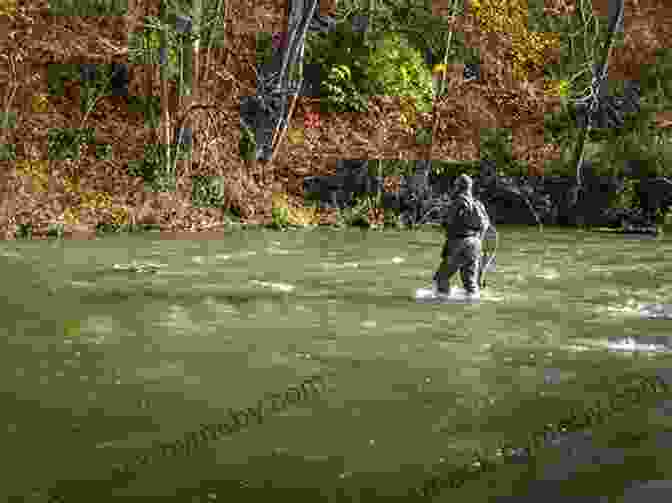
[1,227,671,501]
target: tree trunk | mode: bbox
[160,0,172,182]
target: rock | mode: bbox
[637,177,672,219]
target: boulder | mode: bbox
[637,177,672,219]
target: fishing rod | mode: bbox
[480,225,498,290]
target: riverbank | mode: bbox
[6,216,670,241]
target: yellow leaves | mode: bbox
[287,127,305,145]
[288,204,319,226]
[80,191,113,211]
[63,175,80,194]
[63,206,80,225]
[470,0,559,82]
[109,207,129,226]
[271,190,289,209]
[399,96,418,132]
[0,0,17,16]
[14,159,50,193]
[432,64,448,75]
[543,78,570,97]
[31,94,49,114]
[271,190,319,226]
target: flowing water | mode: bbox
[2,226,672,502]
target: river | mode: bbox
[1,225,671,502]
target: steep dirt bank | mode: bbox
[0,0,669,239]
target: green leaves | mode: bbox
[303,19,371,113]
[192,175,226,208]
[47,127,95,161]
[323,64,368,113]
[255,32,275,69]
[364,31,433,114]
[129,23,181,81]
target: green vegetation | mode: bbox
[47,0,127,16]
[191,175,227,209]
[364,31,434,114]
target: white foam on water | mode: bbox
[250,280,295,293]
[320,262,360,270]
[214,251,256,261]
[69,280,96,288]
[415,287,481,304]
[606,337,672,353]
[595,301,672,320]
[640,303,672,320]
[535,268,560,280]
[266,247,292,255]
[564,336,672,355]
[112,261,167,272]
[563,344,592,353]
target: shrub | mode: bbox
[15,222,32,239]
[239,125,256,160]
[304,18,371,113]
[270,191,319,228]
[612,177,639,209]
[322,64,368,113]
[192,175,227,208]
[364,31,434,115]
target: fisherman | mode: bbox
[433,174,492,298]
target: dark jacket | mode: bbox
[442,192,483,240]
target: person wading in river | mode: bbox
[433,174,491,298]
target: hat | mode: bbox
[454,174,473,191]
